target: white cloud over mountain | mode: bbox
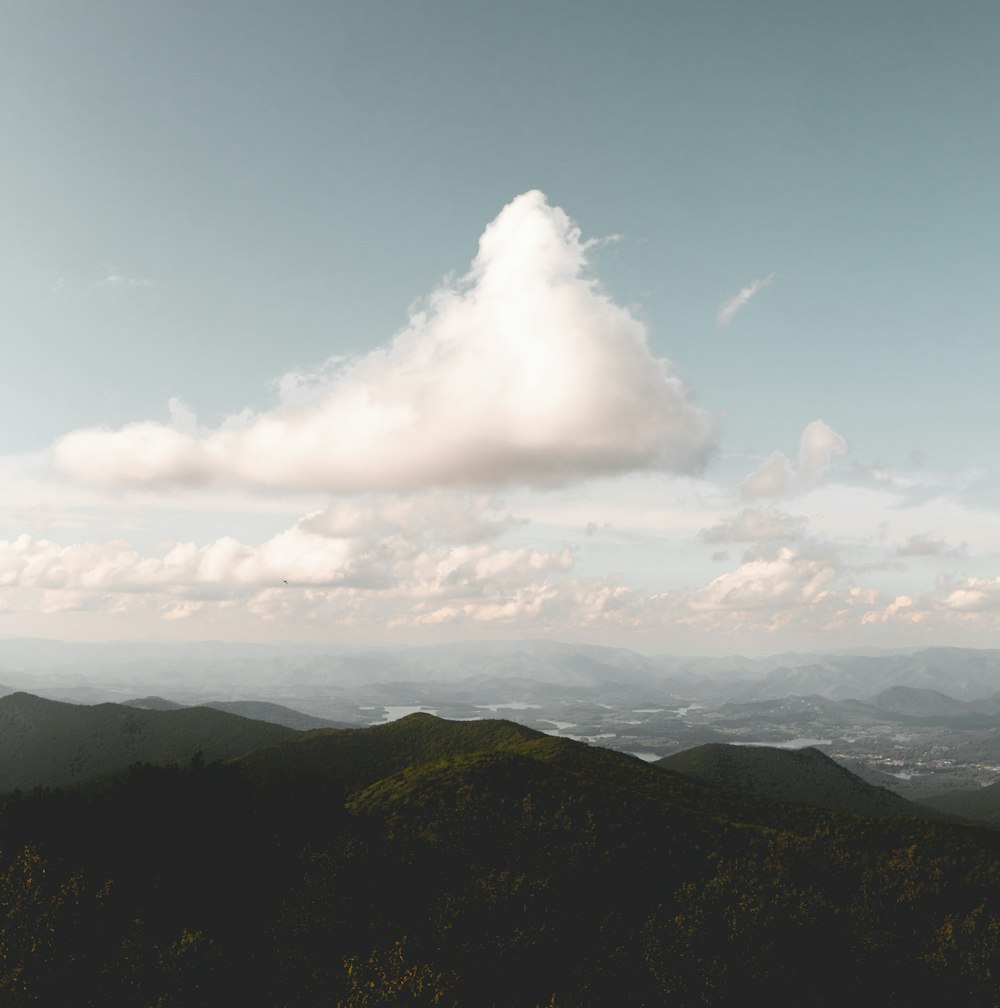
[53,192,715,493]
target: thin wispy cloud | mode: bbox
[98,267,154,289]
[715,272,776,329]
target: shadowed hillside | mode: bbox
[0,692,295,792]
[2,712,1000,1005]
[657,742,932,818]
[920,780,1000,824]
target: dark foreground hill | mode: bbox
[0,692,295,791]
[658,742,930,818]
[3,713,1000,1006]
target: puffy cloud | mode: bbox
[700,507,806,544]
[859,595,926,625]
[688,547,837,614]
[937,577,1000,614]
[54,192,715,493]
[741,420,847,498]
[715,272,775,328]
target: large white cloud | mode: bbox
[53,192,715,493]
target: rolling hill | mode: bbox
[657,742,931,818]
[0,692,296,792]
[2,710,1000,1005]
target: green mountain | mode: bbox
[233,710,546,797]
[2,712,1000,1006]
[919,780,1000,824]
[199,700,352,730]
[656,742,933,818]
[126,696,354,729]
[124,696,186,710]
[0,692,295,792]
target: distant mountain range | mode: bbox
[4,637,1000,709]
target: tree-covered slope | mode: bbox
[233,710,546,798]
[2,713,1000,1006]
[920,779,1000,824]
[0,692,295,792]
[200,700,352,730]
[657,742,930,818]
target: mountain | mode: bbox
[657,742,930,818]
[0,692,295,792]
[199,700,351,730]
[125,695,352,729]
[233,711,546,798]
[868,685,970,717]
[124,696,186,710]
[919,780,1000,825]
[1,712,996,1006]
[20,711,1000,1005]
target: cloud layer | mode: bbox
[54,191,715,493]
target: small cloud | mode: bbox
[715,272,776,329]
[895,534,963,558]
[741,420,847,499]
[98,266,154,289]
[709,550,730,563]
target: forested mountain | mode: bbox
[4,708,1000,1004]
[0,692,295,791]
[125,696,352,730]
[657,742,933,818]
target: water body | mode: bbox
[475,702,542,712]
[739,738,833,749]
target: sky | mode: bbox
[3,0,1000,655]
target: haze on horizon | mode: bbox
[3,1,1000,656]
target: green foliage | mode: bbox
[659,742,930,818]
[0,692,295,792]
[2,712,1000,1004]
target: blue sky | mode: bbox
[3,0,1000,653]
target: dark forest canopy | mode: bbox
[3,708,1000,1006]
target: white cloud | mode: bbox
[700,507,806,544]
[55,192,716,493]
[741,420,847,498]
[688,547,837,614]
[98,267,154,289]
[715,272,776,329]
